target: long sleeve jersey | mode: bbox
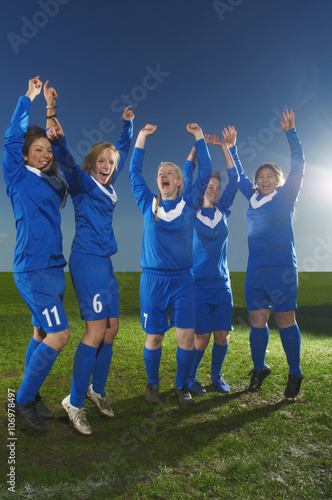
[183,161,238,288]
[51,119,133,258]
[230,128,305,270]
[129,138,212,273]
[3,96,66,272]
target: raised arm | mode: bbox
[279,108,295,132]
[3,77,43,185]
[129,124,157,211]
[25,75,43,102]
[112,106,135,183]
[182,147,197,195]
[204,133,239,211]
[186,124,212,207]
[134,124,158,149]
[43,80,58,127]
[47,117,90,194]
[223,125,253,201]
[280,109,305,201]
[205,133,237,171]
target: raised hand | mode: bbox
[222,126,237,148]
[205,134,223,147]
[186,123,203,141]
[135,124,157,148]
[279,108,295,132]
[25,76,42,101]
[46,117,65,141]
[140,124,157,136]
[43,80,58,108]
[122,105,135,121]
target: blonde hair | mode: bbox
[154,162,184,221]
[254,163,285,192]
[82,142,120,186]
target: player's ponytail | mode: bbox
[154,195,161,221]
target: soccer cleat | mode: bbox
[62,395,92,435]
[284,373,304,399]
[175,385,194,405]
[146,383,160,404]
[16,399,48,432]
[86,384,114,418]
[34,393,55,419]
[248,364,271,391]
[187,376,206,394]
[212,375,230,393]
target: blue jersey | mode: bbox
[183,162,238,288]
[51,119,133,257]
[2,96,66,272]
[129,138,212,272]
[230,128,305,270]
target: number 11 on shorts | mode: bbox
[42,306,61,327]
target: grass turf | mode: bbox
[0,272,331,499]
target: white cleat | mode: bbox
[62,395,92,435]
[86,384,115,418]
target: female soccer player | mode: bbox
[3,76,70,432]
[46,94,134,434]
[129,123,212,405]
[183,135,238,394]
[225,109,305,399]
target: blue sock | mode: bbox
[24,337,41,376]
[16,343,59,404]
[211,342,229,380]
[176,347,195,388]
[250,326,269,371]
[189,348,205,378]
[279,324,302,376]
[70,342,97,407]
[144,346,162,385]
[91,342,113,396]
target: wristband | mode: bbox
[46,114,57,119]
[46,105,57,109]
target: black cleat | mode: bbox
[34,393,55,419]
[16,400,48,432]
[285,373,304,399]
[248,365,271,391]
[146,383,160,404]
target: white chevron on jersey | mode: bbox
[250,189,277,209]
[196,207,223,229]
[91,176,118,203]
[152,197,186,222]
[26,165,63,191]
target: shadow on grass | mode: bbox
[0,384,291,496]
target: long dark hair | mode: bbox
[23,126,68,207]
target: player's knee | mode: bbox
[45,328,70,351]
[57,328,70,349]
[249,309,269,328]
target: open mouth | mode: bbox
[40,161,51,170]
[101,171,110,178]
[162,181,169,188]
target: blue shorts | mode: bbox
[245,266,298,312]
[195,286,233,334]
[69,252,119,321]
[14,267,69,333]
[140,270,195,334]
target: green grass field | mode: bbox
[0,272,331,499]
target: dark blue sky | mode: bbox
[1,0,332,272]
